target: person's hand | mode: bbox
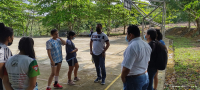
[102,52,105,58]
[90,51,93,55]
[121,77,126,83]
[75,48,78,51]
[51,61,55,66]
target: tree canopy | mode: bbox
[0,0,200,36]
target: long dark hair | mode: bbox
[67,31,75,39]
[156,29,163,41]
[0,23,13,43]
[18,37,35,59]
[147,29,157,41]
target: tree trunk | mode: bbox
[188,10,191,32]
[123,25,126,35]
[38,23,41,36]
[77,18,81,35]
[196,18,200,34]
[123,13,126,35]
[106,1,111,36]
[107,14,111,36]
[68,22,73,31]
[31,11,35,37]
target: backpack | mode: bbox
[155,40,168,70]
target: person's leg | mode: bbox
[54,62,62,84]
[68,66,74,80]
[147,68,157,90]
[99,55,106,80]
[142,73,149,90]
[93,54,101,79]
[68,66,75,85]
[123,77,133,90]
[124,74,146,90]
[153,70,158,90]
[47,66,57,88]
[74,62,79,78]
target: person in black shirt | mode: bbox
[144,29,157,90]
[66,31,80,85]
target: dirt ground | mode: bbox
[7,35,167,90]
[8,36,127,90]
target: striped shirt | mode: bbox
[0,43,12,63]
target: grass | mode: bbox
[166,36,200,89]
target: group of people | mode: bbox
[0,23,110,90]
[121,25,167,90]
[0,22,166,90]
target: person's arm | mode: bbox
[121,67,130,83]
[27,60,40,90]
[3,75,13,90]
[26,77,37,90]
[47,49,55,66]
[103,41,110,53]
[0,63,5,79]
[46,41,55,66]
[70,49,78,53]
[3,67,13,90]
[90,40,93,55]
[58,37,66,45]
[120,47,136,83]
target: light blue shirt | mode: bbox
[122,37,152,75]
[46,39,63,63]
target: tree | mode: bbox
[166,0,200,34]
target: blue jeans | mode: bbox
[147,68,157,90]
[93,54,106,80]
[123,73,149,90]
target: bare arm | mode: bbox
[90,40,93,55]
[121,67,130,83]
[3,75,13,90]
[58,37,66,45]
[103,41,110,53]
[47,49,55,66]
[0,63,5,79]
[26,77,37,90]
[70,49,78,53]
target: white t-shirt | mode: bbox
[0,43,12,63]
[5,55,40,90]
[121,37,152,75]
[91,32,109,55]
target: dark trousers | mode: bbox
[147,68,157,90]
[0,79,3,90]
[92,54,106,80]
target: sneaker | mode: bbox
[74,77,80,82]
[46,88,51,90]
[54,83,63,89]
[94,78,101,83]
[67,80,75,85]
[101,79,105,85]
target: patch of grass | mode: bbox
[166,36,200,89]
